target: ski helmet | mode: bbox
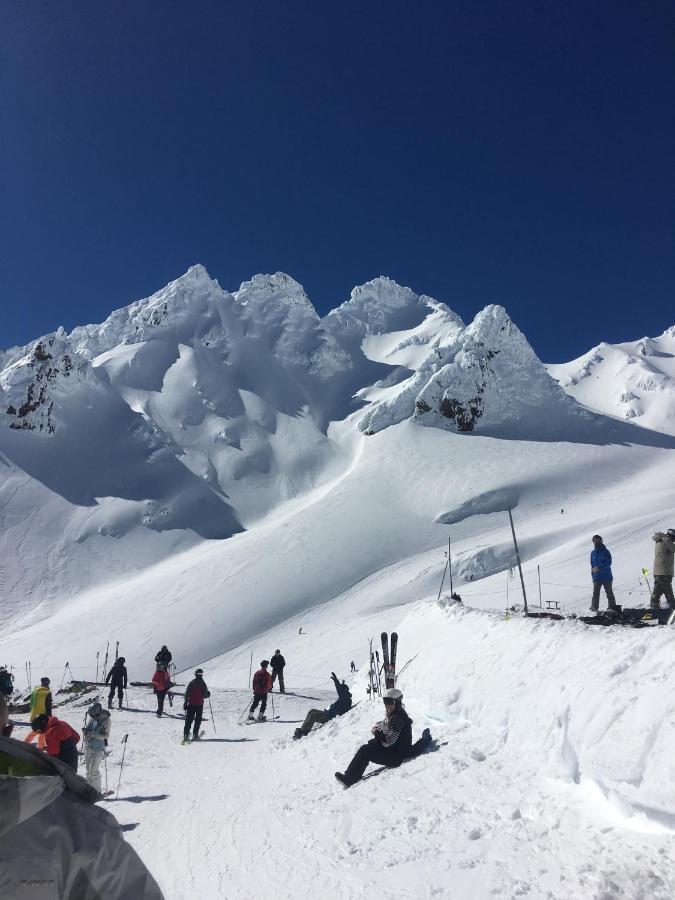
[117,657,126,664]
[88,702,102,717]
[667,528,675,538]
[383,688,403,702]
[195,668,204,676]
[40,677,50,686]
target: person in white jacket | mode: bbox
[0,735,164,899]
[82,702,112,793]
[651,529,675,609]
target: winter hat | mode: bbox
[592,535,603,542]
[117,657,126,664]
[40,677,50,686]
[260,660,269,668]
[88,702,102,717]
[195,668,204,676]
[383,688,403,702]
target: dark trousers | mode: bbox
[591,580,616,610]
[271,669,285,692]
[250,693,268,715]
[651,576,675,608]
[184,704,203,738]
[156,690,168,715]
[108,683,124,707]
[343,736,431,785]
[58,738,79,772]
[300,708,330,735]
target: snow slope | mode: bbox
[2,268,675,898]
[548,326,675,436]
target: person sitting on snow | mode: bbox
[334,688,431,788]
[82,702,111,792]
[293,672,352,739]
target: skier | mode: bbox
[82,701,111,792]
[30,676,53,720]
[350,661,356,673]
[293,672,352,739]
[183,668,210,742]
[334,688,432,788]
[31,714,81,772]
[151,663,171,717]
[155,645,172,667]
[248,660,272,721]
[589,535,617,613]
[105,657,128,709]
[270,649,286,693]
[650,529,675,609]
[0,666,14,737]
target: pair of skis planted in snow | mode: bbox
[380,631,398,689]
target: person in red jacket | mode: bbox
[248,660,272,721]
[183,669,210,742]
[31,714,80,772]
[151,663,172,718]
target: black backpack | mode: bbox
[0,669,14,697]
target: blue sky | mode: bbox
[1,1,673,361]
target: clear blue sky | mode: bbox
[2,1,674,361]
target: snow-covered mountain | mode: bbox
[548,326,675,436]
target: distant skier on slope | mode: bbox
[183,668,210,742]
[650,529,675,610]
[82,702,111,792]
[105,657,128,709]
[248,661,272,721]
[589,535,618,613]
[155,645,172,667]
[334,688,432,788]
[151,663,172,717]
[270,650,286,693]
[293,672,352,739]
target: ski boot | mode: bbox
[334,772,351,788]
[248,714,255,721]
[192,733,201,741]
[257,714,266,722]
[293,728,303,740]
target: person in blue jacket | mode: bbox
[590,534,617,612]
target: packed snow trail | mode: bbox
[13,602,675,900]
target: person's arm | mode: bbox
[203,682,210,698]
[30,688,37,715]
[46,692,53,716]
[605,549,612,567]
[105,670,113,685]
[375,714,406,748]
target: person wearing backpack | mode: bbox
[248,660,272,721]
[30,677,53,720]
[82,702,112,792]
[31,714,81,772]
[0,667,15,737]
[151,664,172,717]
[105,657,128,709]
[183,669,210,742]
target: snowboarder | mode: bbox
[270,649,286,693]
[334,688,432,788]
[651,528,675,609]
[0,666,14,737]
[30,676,53,720]
[589,535,617,612]
[350,661,356,673]
[183,668,210,742]
[293,672,352,739]
[248,660,272,721]
[31,714,81,772]
[155,645,172,667]
[105,657,128,709]
[82,701,111,792]
[151,663,171,717]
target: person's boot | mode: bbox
[257,713,266,722]
[293,728,303,740]
[334,772,351,788]
[107,699,112,710]
[192,732,201,741]
[248,714,255,721]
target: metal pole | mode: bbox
[448,535,453,595]
[436,555,449,602]
[248,651,253,690]
[95,652,100,685]
[115,734,129,799]
[208,696,216,733]
[538,565,542,608]
[508,509,528,614]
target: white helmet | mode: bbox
[383,688,403,702]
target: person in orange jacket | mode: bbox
[248,660,272,721]
[31,714,80,772]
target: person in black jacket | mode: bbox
[183,669,210,742]
[105,658,127,710]
[334,688,431,787]
[155,646,172,667]
[270,650,285,693]
[293,672,352,739]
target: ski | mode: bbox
[239,715,279,725]
[380,632,390,689]
[389,632,398,688]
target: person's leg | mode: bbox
[193,705,203,737]
[157,692,165,716]
[279,671,285,693]
[651,578,665,609]
[343,740,392,785]
[591,581,601,611]
[664,577,675,608]
[59,739,78,772]
[603,581,617,609]
[409,729,432,758]
[301,709,330,735]
[184,705,196,739]
[85,748,102,791]
[259,694,268,717]
[108,688,114,709]
[250,694,260,715]
[271,671,277,688]
[117,685,124,708]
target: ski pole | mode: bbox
[95,652,100,685]
[208,696,216,733]
[115,734,128,799]
[104,749,108,793]
[270,692,275,720]
[59,661,69,691]
[102,642,109,683]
